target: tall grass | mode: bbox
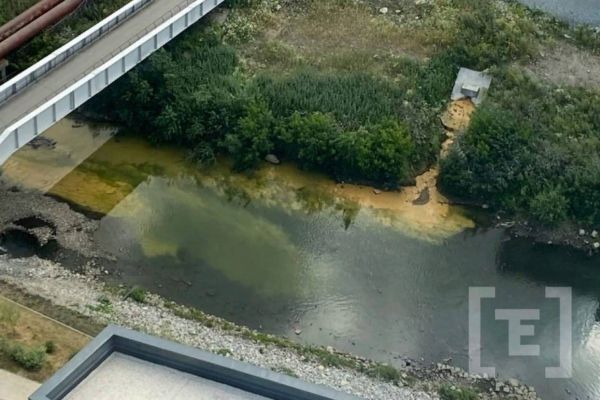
[253,69,404,129]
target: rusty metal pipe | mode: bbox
[0,0,64,42]
[0,0,84,60]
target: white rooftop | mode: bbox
[63,352,271,400]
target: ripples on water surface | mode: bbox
[4,122,600,400]
[519,0,600,25]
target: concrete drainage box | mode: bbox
[30,325,359,400]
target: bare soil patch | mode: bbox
[0,295,89,381]
[239,1,431,75]
[527,42,600,89]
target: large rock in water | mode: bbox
[412,187,430,205]
[265,154,280,164]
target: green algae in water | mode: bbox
[98,176,305,297]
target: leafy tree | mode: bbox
[279,112,339,170]
[223,101,275,170]
[530,188,569,226]
[440,105,531,207]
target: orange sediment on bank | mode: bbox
[2,100,476,241]
[440,99,475,158]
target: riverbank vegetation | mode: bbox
[89,0,600,226]
[89,27,446,187]
[440,69,600,226]
[0,0,38,25]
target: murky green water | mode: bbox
[5,122,600,400]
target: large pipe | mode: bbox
[0,0,84,60]
[0,0,64,42]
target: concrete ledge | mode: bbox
[30,325,360,400]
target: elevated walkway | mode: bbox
[0,0,224,165]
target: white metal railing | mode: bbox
[0,0,153,105]
[0,0,224,164]
[3,0,212,132]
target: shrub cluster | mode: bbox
[129,287,147,303]
[89,29,445,188]
[440,68,600,226]
[0,339,47,371]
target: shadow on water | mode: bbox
[0,229,60,259]
[499,238,600,297]
[108,249,301,334]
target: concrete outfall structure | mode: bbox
[451,67,492,106]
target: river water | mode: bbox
[4,121,600,400]
[518,0,600,25]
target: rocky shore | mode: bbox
[507,219,600,256]
[0,186,541,399]
[0,257,539,400]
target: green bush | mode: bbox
[530,188,569,226]
[447,0,539,69]
[441,67,600,226]
[438,384,478,400]
[278,112,339,170]
[130,287,147,304]
[223,101,275,170]
[44,340,56,354]
[440,104,531,206]
[9,344,47,371]
[336,120,414,186]
[366,364,400,383]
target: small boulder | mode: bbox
[265,154,280,165]
[379,7,388,14]
[412,187,430,205]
